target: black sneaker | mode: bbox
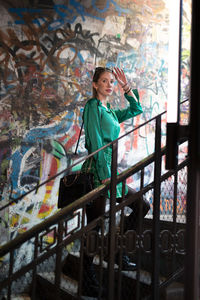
[81,262,107,298]
[122,254,137,271]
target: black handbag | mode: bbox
[57,172,94,208]
[58,122,94,209]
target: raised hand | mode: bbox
[112,67,128,88]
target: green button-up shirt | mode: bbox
[83,89,143,182]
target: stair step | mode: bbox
[38,271,78,295]
[7,295,31,300]
[121,268,165,286]
[36,252,184,300]
[62,253,184,300]
[64,252,155,285]
[36,272,99,300]
[162,282,184,300]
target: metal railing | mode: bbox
[0,102,189,300]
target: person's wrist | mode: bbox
[125,87,131,94]
[122,82,128,91]
[122,82,128,89]
[122,83,129,92]
[123,84,131,93]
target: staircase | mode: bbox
[0,106,188,300]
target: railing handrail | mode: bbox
[0,98,189,300]
[0,156,144,257]
[0,142,189,258]
[0,98,189,211]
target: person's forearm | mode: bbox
[126,89,138,101]
[123,85,139,102]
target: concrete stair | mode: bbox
[34,252,184,300]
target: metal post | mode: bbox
[185,0,200,299]
[166,122,178,170]
[152,115,162,299]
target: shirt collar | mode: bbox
[97,99,110,109]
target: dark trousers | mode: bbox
[83,187,150,280]
[86,186,150,231]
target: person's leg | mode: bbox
[122,186,150,232]
[86,195,106,224]
[82,195,106,297]
[116,187,150,270]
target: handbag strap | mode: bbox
[74,122,83,155]
[74,99,102,155]
[73,121,93,174]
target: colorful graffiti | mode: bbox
[0,0,191,243]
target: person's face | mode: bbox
[93,71,115,100]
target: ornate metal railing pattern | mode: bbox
[0,104,188,300]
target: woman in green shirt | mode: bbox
[80,67,150,296]
[82,67,149,228]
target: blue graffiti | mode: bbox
[91,0,109,13]
[158,58,168,77]
[49,2,105,31]
[116,51,138,73]
[10,111,74,198]
[70,48,85,63]
[9,0,130,31]
[9,8,46,26]
[8,7,41,19]
[110,0,130,16]
[92,0,130,16]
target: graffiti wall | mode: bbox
[0,0,191,243]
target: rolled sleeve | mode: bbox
[114,89,143,123]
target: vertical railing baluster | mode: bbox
[107,141,118,300]
[54,220,63,299]
[78,205,86,299]
[152,115,162,299]
[7,249,14,300]
[116,179,126,300]
[173,167,178,264]
[136,167,145,300]
[31,234,39,300]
